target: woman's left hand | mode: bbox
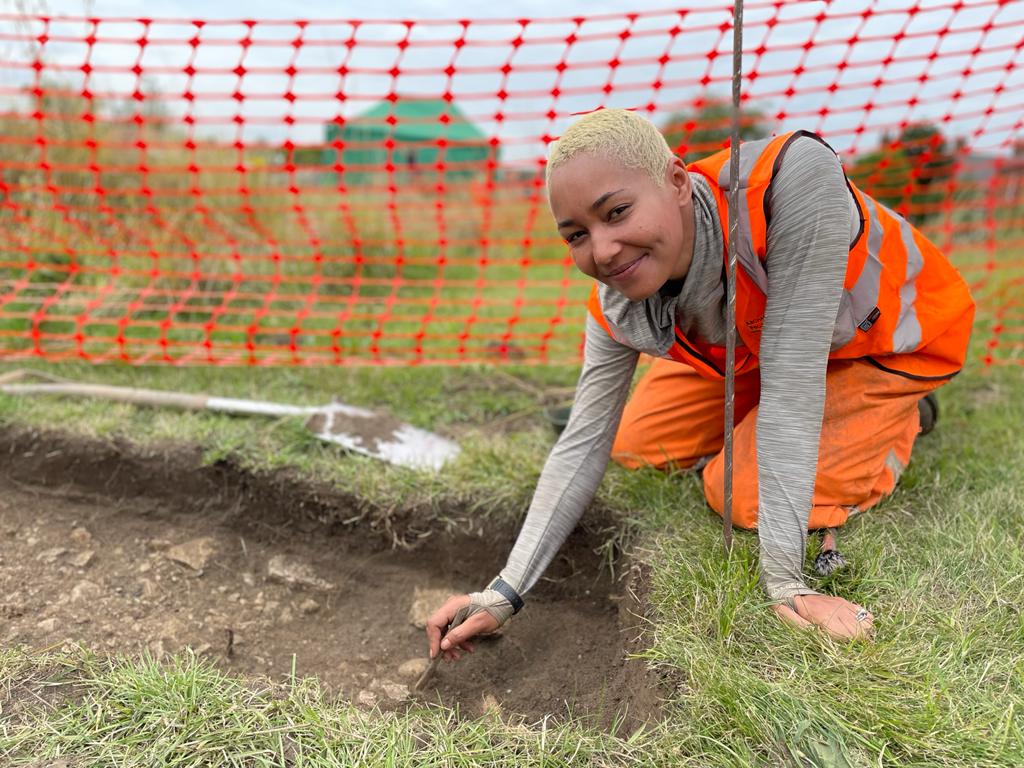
[772,593,874,641]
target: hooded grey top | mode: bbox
[495,135,861,602]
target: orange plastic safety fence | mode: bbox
[0,2,1021,366]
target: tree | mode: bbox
[847,122,956,225]
[661,97,771,164]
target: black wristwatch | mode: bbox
[487,577,524,615]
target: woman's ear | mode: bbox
[667,156,692,206]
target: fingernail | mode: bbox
[440,639,450,651]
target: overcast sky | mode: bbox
[3,0,1021,162]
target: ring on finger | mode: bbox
[855,608,870,622]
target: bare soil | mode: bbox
[0,427,663,730]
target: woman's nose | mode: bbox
[590,227,621,269]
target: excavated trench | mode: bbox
[0,427,663,730]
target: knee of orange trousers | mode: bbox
[611,427,704,470]
[699,399,923,531]
[611,360,760,471]
[853,399,922,513]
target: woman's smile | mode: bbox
[604,252,648,282]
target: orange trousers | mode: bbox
[611,357,945,530]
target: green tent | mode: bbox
[326,97,497,185]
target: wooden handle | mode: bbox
[0,382,210,411]
[413,654,443,691]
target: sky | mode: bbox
[2,0,1022,162]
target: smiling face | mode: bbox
[548,152,695,302]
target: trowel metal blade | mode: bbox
[305,402,460,472]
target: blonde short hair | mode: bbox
[546,109,673,188]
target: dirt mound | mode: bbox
[0,428,662,730]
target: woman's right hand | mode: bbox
[773,593,874,641]
[425,594,501,662]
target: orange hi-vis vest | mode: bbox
[587,130,976,381]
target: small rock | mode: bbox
[379,680,409,701]
[242,572,256,587]
[70,580,102,602]
[69,527,92,544]
[356,690,378,707]
[279,607,294,624]
[165,537,217,572]
[145,538,171,551]
[408,587,454,628]
[397,658,430,679]
[68,550,95,568]
[481,694,502,715]
[299,598,320,615]
[139,579,159,599]
[36,617,59,632]
[37,547,68,563]
[266,555,336,591]
[139,562,152,574]
[26,535,38,546]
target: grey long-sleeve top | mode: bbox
[498,135,858,602]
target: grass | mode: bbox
[0,353,1021,766]
[0,649,663,767]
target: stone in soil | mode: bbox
[266,554,336,591]
[68,550,95,568]
[407,586,454,628]
[69,527,92,544]
[70,580,102,602]
[398,657,430,679]
[36,547,67,564]
[165,537,218,571]
[481,694,502,715]
[378,680,409,701]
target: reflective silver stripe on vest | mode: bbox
[831,191,885,349]
[845,195,886,337]
[880,203,924,352]
[716,137,774,294]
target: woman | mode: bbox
[425,109,974,660]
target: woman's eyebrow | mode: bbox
[590,188,625,211]
[557,188,627,229]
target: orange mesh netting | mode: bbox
[0,2,1021,366]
